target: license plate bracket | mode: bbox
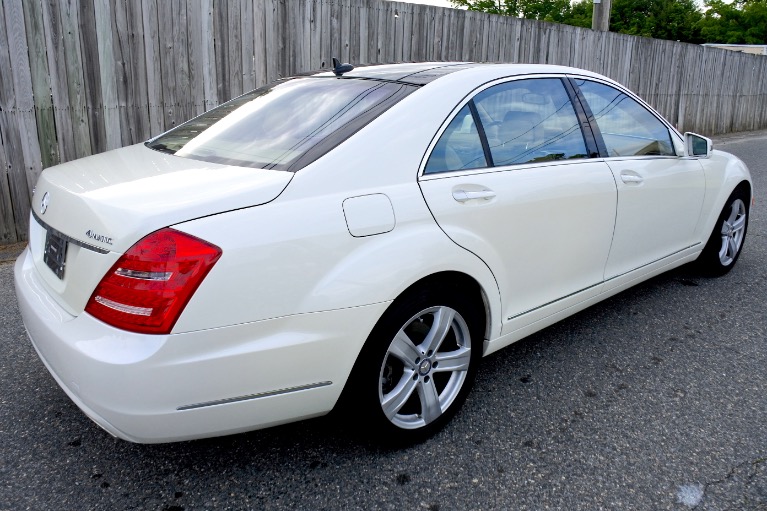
[44,229,68,280]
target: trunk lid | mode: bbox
[28,144,292,315]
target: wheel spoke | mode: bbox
[381,370,418,420]
[421,307,455,354]
[728,237,739,259]
[433,346,471,372]
[417,378,442,424]
[731,214,746,233]
[388,331,421,370]
[727,203,741,224]
[718,235,729,260]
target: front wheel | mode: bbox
[347,286,483,443]
[697,187,749,276]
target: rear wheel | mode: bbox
[348,285,483,443]
[697,187,749,276]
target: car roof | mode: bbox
[315,62,485,84]
[312,62,610,86]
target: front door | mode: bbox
[573,78,706,279]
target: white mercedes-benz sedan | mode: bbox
[15,62,752,443]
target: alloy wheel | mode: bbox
[718,198,747,266]
[378,306,472,430]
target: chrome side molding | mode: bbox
[177,381,333,411]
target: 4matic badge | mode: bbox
[86,230,113,246]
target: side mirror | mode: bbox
[684,132,712,158]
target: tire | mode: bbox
[346,284,483,443]
[697,187,749,276]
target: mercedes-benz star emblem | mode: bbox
[40,192,50,214]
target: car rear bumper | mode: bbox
[14,248,387,443]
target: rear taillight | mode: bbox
[85,228,222,334]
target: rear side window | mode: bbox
[474,78,588,166]
[425,77,589,174]
[147,77,416,172]
[424,104,488,173]
[576,79,675,157]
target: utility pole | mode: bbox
[592,0,612,31]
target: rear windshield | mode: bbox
[146,77,417,172]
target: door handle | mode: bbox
[452,189,496,202]
[620,172,643,184]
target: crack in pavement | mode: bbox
[683,456,767,509]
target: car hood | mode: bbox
[32,144,293,253]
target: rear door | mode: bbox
[419,77,617,330]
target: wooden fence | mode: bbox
[1,0,766,244]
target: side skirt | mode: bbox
[483,247,701,357]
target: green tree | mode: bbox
[559,0,593,29]
[698,0,767,43]
[452,0,573,22]
[452,0,705,42]
[451,0,520,16]
[611,0,703,42]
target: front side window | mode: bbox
[576,79,675,157]
[147,77,416,172]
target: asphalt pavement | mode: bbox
[1,131,765,510]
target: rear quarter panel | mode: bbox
[172,82,504,340]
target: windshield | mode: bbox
[146,77,417,172]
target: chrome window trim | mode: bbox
[600,155,682,162]
[418,73,592,180]
[418,157,598,181]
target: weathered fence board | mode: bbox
[140,0,163,136]
[23,0,58,169]
[41,0,75,162]
[94,0,121,150]
[159,0,179,128]
[1,0,766,244]
[78,0,107,154]
[3,0,41,243]
[58,0,92,159]
[187,0,204,116]
[126,0,151,140]
[0,2,17,244]
[0,130,15,244]
[111,0,133,147]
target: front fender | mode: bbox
[696,150,753,243]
